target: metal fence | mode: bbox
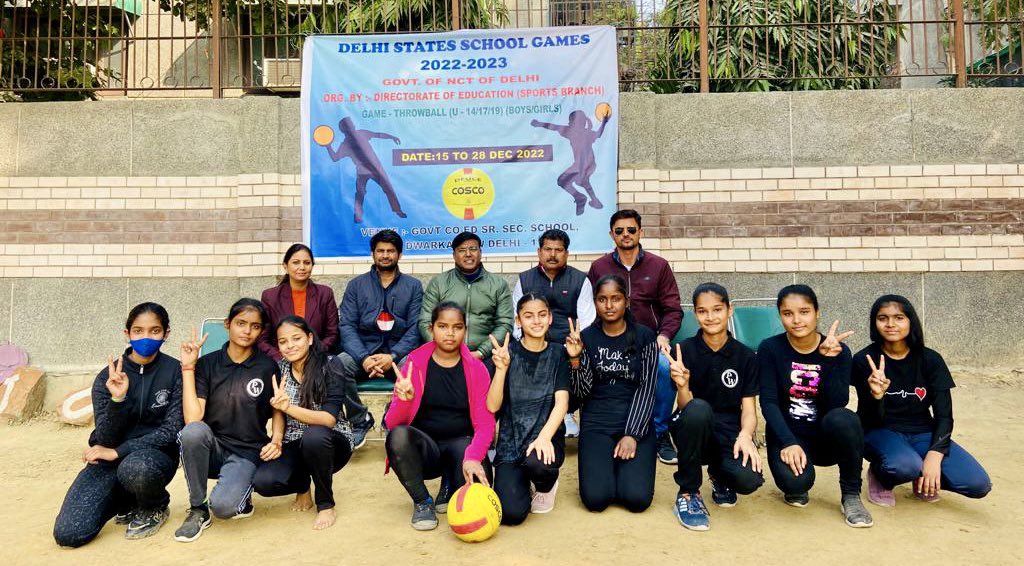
[1,0,1021,98]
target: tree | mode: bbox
[649,0,903,92]
[1,1,127,101]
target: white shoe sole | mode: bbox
[173,519,211,543]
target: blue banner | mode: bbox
[301,26,619,258]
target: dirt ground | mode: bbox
[2,371,1021,566]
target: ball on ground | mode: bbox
[448,483,502,542]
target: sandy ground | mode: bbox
[2,372,1021,566]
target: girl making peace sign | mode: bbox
[853,295,991,507]
[568,275,659,513]
[54,303,183,547]
[252,316,355,530]
[487,294,571,525]
[757,284,873,528]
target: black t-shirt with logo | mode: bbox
[411,358,473,441]
[853,343,955,453]
[679,331,759,426]
[195,344,278,462]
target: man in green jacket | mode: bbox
[419,231,514,371]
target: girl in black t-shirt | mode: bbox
[758,284,873,528]
[567,275,658,513]
[487,294,571,525]
[854,294,991,507]
[252,316,354,530]
[668,283,763,532]
[175,299,281,543]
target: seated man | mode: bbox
[419,231,513,372]
[337,229,423,447]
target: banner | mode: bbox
[301,26,619,259]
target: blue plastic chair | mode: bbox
[199,318,229,357]
[670,305,701,347]
[731,306,783,351]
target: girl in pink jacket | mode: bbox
[384,302,496,531]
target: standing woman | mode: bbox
[758,284,873,528]
[54,303,183,547]
[566,275,658,513]
[253,316,354,530]
[174,299,281,543]
[488,294,571,525]
[260,244,373,446]
[384,302,496,531]
[854,294,991,507]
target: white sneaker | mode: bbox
[564,414,579,438]
[531,480,558,514]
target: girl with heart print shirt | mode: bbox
[853,294,991,507]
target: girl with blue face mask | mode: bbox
[54,302,185,547]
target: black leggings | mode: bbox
[669,398,764,494]
[577,430,656,513]
[493,443,565,525]
[385,425,491,504]
[252,426,352,511]
[767,407,864,497]
[53,448,177,548]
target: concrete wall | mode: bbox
[1,89,1023,373]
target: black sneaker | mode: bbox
[174,505,211,543]
[657,432,678,465]
[784,492,810,507]
[114,510,134,525]
[841,495,874,528]
[411,497,438,531]
[352,412,375,450]
[710,477,737,507]
[232,497,254,520]
[434,477,453,514]
[126,507,169,540]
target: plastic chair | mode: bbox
[357,377,395,394]
[731,306,783,352]
[670,305,701,346]
[199,318,229,357]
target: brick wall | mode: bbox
[2,164,1022,277]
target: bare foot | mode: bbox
[292,491,314,512]
[313,508,336,530]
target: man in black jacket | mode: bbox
[337,229,423,446]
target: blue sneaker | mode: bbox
[710,477,737,507]
[674,491,710,531]
[434,477,452,514]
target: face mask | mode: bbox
[130,338,164,357]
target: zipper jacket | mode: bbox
[418,265,514,357]
[586,246,683,339]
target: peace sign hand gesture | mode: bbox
[269,374,290,412]
[180,326,209,367]
[866,354,891,399]
[489,334,511,372]
[564,318,583,359]
[393,362,415,401]
[668,343,690,390]
[106,355,129,399]
[818,320,854,357]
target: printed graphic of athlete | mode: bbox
[323,117,407,223]
[531,110,610,215]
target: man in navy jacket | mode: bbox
[337,229,423,444]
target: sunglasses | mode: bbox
[613,227,638,235]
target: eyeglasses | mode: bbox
[455,247,480,255]
[613,227,638,235]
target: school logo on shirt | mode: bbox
[721,369,739,389]
[150,389,170,409]
[246,378,264,397]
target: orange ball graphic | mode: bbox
[313,125,335,146]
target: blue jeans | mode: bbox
[864,428,991,498]
[654,353,674,436]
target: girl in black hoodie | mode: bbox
[54,302,184,547]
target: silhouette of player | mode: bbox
[323,117,407,223]
[531,110,610,216]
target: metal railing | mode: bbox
[1,0,1021,98]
